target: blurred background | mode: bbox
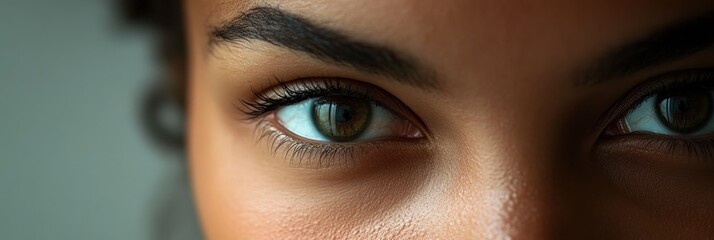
[0,0,200,239]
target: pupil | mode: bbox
[656,87,712,134]
[335,105,353,123]
[311,96,371,141]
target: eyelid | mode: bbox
[597,132,714,169]
[257,116,431,169]
[598,68,714,135]
[238,78,369,119]
[240,78,372,117]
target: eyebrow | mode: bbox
[580,10,714,85]
[210,7,436,89]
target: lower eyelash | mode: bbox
[254,118,362,168]
[659,138,714,165]
[601,134,714,166]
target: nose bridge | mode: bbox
[489,153,556,239]
[445,127,561,239]
[488,162,556,239]
[435,71,581,238]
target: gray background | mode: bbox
[0,0,200,239]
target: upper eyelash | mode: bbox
[621,69,714,116]
[238,78,374,120]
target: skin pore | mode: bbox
[184,0,714,238]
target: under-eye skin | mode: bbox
[238,78,425,168]
[601,68,714,165]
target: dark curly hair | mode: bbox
[121,0,187,149]
[120,1,202,239]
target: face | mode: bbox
[184,0,714,238]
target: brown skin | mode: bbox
[185,0,714,238]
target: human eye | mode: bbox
[276,95,422,142]
[238,78,427,168]
[602,69,714,164]
[618,82,713,136]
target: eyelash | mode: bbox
[635,136,714,164]
[239,78,375,119]
[252,118,386,168]
[238,78,406,167]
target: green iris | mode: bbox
[311,96,372,141]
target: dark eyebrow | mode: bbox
[580,10,714,85]
[210,7,436,89]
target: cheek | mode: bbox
[189,137,437,238]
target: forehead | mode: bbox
[191,0,713,77]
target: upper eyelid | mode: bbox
[625,69,714,115]
[239,78,401,119]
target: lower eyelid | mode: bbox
[252,117,431,170]
[597,134,714,169]
[253,118,357,168]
